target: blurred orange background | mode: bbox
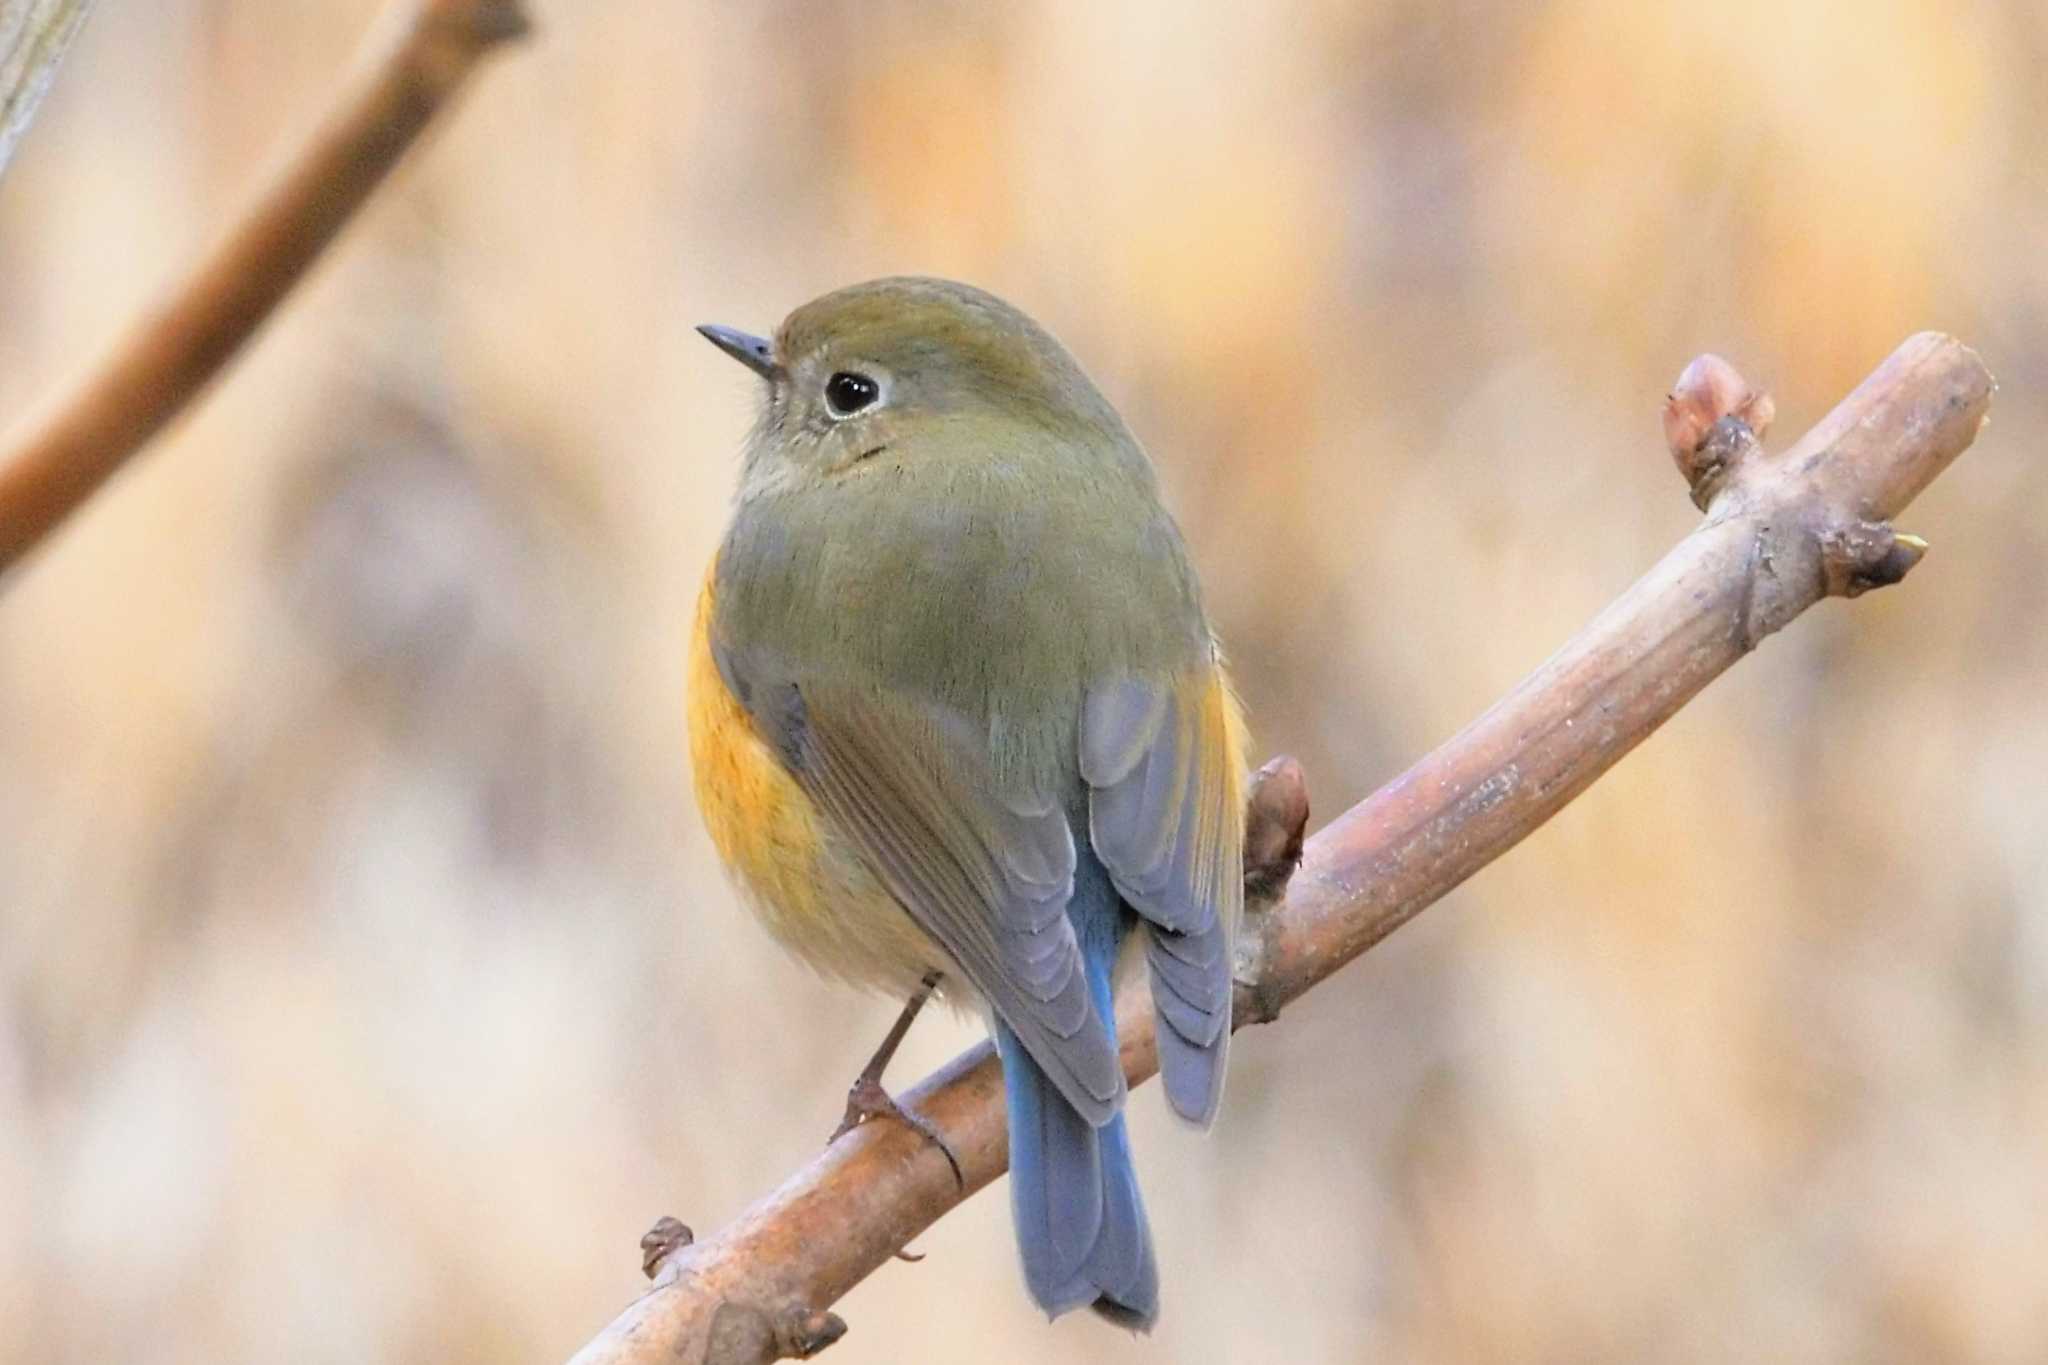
[1,2,2043,1361]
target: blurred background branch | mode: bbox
[570,336,1993,1365]
[0,0,93,179]
[0,0,528,577]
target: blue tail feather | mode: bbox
[999,847,1158,1328]
[1000,1021,1158,1328]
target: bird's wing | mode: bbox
[1080,665,1244,1125]
[742,668,1124,1126]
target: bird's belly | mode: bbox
[687,572,952,1000]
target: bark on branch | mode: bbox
[570,332,1994,1365]
[0,0,529,578]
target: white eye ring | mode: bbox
[823,370,882,419]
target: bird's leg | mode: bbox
[830,971,964,1191]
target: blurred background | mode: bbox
[0,1,2043,1360]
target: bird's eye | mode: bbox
[824,371,881,418]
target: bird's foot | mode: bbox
[830,1073,964,1194]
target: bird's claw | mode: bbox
[831,1073,965,1194]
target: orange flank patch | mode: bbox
[686,567,831,929]
[685,564,949,998]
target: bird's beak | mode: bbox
[696,324,781,381]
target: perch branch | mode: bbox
[571,332,1993,1365]
[0,0,529,577]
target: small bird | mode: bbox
[689,277,1246,1327]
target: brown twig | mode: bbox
[568,332,1992,1365]
[0,0,529,578]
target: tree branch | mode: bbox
[0,0,529,578]
[569,332,1994,1365]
